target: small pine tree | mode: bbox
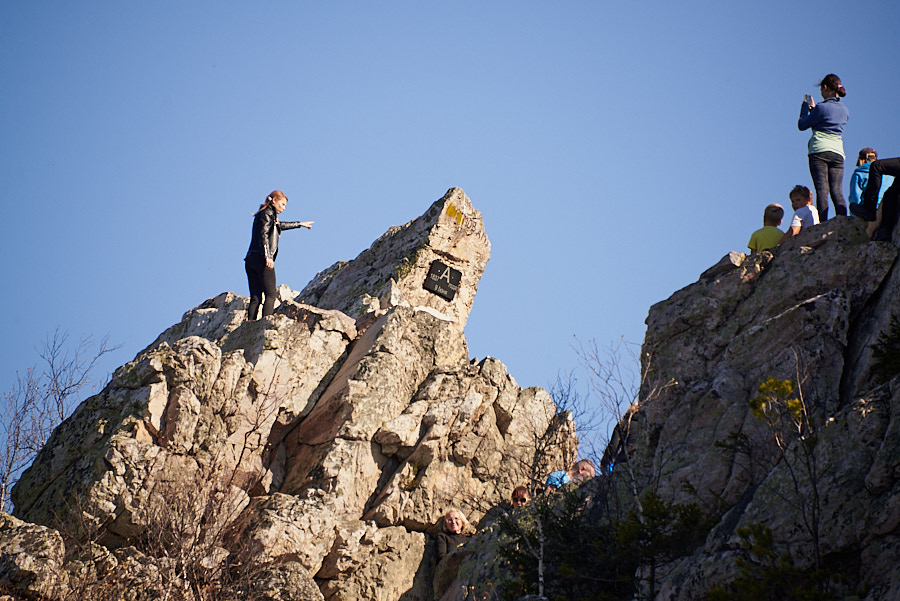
[616,490,714,601]
[706,523,842,601]
[748,376,824,569]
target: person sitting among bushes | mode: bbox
[434,508,472,562]
[544,459,596,492]
[477,484,533,529]
[433,508,475,599]
[510,485,531,508]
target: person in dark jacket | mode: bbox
[432,508,474,599]
[244,190,313,320]
[434,508,471,562]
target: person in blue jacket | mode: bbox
[798,73,849,221]
[244,190,313,320]
[544,459,595,492]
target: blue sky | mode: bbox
[3,1,900,442]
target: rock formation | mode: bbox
[442,217,900,600]
[4,188,577,600]
[8,192,898,601]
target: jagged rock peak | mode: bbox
[297,187,490,327]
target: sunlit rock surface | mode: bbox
[6,188,575,600]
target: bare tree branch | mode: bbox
[0,329,120,512]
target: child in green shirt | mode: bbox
[748,203,784,253]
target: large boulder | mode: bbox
[318,526,430,601]
[12,298,358,545]
[0,512,68,598]
[631,217,897,506]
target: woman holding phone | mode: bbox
[798,73,849,221]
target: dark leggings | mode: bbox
[862,158,900,210]
[245,255,277,319]
[809,151,846,221]
[864,158,900,236]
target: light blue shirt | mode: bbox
[545,470,570,489]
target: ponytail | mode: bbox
[253,190,287,216]
[819,73,845,97]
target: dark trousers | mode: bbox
[883,186,900,238]
[864,158,900,237]
[809,151,846,221]
[245,255,277,319]
[862,158,900,211]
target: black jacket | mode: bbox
[434,532,469,561]
[245,206,305,261]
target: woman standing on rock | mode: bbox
[244,190,313,320]
[798,73,849,221]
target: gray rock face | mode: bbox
[622,217,900,600]
[632,218,897,505]
[5,188,574,601]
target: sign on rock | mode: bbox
[423,260,461,301]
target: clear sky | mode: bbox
[3,1,900,442]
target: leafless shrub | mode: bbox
[1,329,118,511]
[577,337,677,521]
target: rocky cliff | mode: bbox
[3,188,577,601]
[634,217,900,600]
[6,200,900,601]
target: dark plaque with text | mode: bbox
[423,260,461,301]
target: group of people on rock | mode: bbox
[238,77,899,315]
[434,458,596,564]
[747,73,899,254]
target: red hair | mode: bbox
[254,190,288,216]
